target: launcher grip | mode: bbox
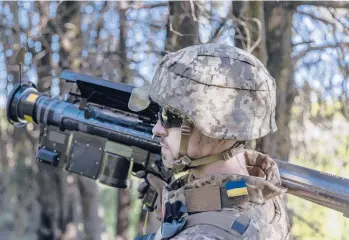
[142,185,158,212]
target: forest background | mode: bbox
[0,1,348,240]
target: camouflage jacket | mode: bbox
[154,150,292,240]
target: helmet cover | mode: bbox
[149,43,277,140]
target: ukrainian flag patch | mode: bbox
[225,179,248,198]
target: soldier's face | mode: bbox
[152,119,229,168]
[152,119,181,165]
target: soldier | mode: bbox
[136,43,291,239]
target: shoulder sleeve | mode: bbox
[169,225,229,240]
[240,197,291,239]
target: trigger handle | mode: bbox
[142,185,158,212]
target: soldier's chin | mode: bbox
[162,157,175,169]
[161,147,170,155]
[161,150,174,168]
[161,148,169,160]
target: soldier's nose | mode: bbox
[152,120,168,137]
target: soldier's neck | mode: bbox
[189,151,249,179]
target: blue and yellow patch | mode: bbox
[225,179,248,198]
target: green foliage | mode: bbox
[128,179,144,240]
[99,184,117,237]
[99,178,144,239]
[289,195,348,240]
[289,113,349,239]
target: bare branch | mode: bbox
[327,8,349,34]
[234,23,247,50]
[209,17,229,42]
[293,40,315,47]
[169,20,184,37]
[232,16,252,51]
[208,3,232,42]
[128,19,165,30]
[298,1,349,8]
[168,15,198,37]
[189,0,199,23]
[248,18,262,53]
[298,8,349,36]
[293,42,349,62]
[297,10,336,27]
[127,2,168,10]
[95,1,109,46]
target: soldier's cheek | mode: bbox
[161,148,170,159]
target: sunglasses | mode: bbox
[158,107,183,128]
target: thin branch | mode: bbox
[95,1,109,47]
[327,8,349,34]
[209,17,229,42]
[209,4,232,43]
[127,2,168,9]
[169,19,184,37]
[128,19,166,30]
[297,10,336,27]
[189,0,199,23]
[168,14,198,37]
[298,8,348,36]
[292,40,315,47]
[293,42,349,62]
[234,24,247,50]
[248,18,262,53]
[237,18,251,50]
[298,1,349,9]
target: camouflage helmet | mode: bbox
[149,43,277,141]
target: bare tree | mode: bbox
[36,2,102,240]
[165,1,199,51]
[232,1,348,161]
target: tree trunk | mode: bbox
[116,189,131,239]
[233,2,297,161]
[118,1,128,84]
[245,1,268,65]
[116,2,131,239]
[35,2,102,240]
[0,2,41,239]
[36,2,75,238]
[232,1,268,150]
[255,2,297,161]
[165,1,199,52]
[77,178,102,240]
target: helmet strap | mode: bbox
[179,119,192,157]
[162,119,192,171]
[188,141,246,168]
[170,119,247,174]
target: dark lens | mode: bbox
[158,107,183,128]
[158,107,166,125]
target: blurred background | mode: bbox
[0,1,348,240]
